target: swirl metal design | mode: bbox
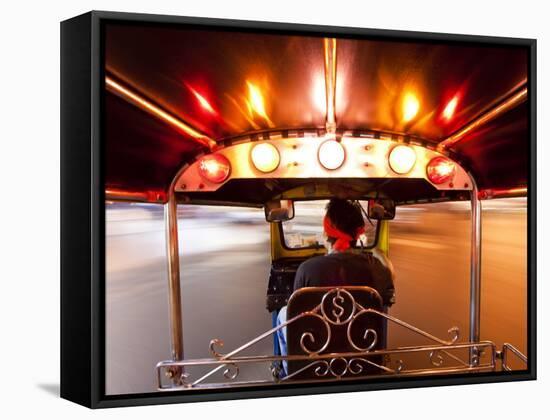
[347,357,393,374]
[278,360,328,381]
[395,359,405,373]
[448,327,460,344]
[328,357,349,377]
[347,309,378,352]
[348,358,365,375]
[284,356,396,380]
[222,363,239,380]
[209,339,226,359]
[313,361,330,377]
[429,350,445,367]
[320,288,356,325]
[154,287,502,391]
[298,312,332,355]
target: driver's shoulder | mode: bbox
[297,254,340,275]
[298,255,329,270]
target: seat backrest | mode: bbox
[286,286,384,379]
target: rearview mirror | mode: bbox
[264,199,295,222]
[367,198,396,220]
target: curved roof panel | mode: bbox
[104,21,530,200]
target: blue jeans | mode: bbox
[275,306,288,376]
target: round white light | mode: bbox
[251,143,280,173]
[318,140,345,170]
[389,145,416,174]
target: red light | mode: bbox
[442,95,459,121]
[198,154,231,183]
[426,157,456,184]
[185,84,217,115]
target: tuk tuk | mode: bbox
[104,29,529,391]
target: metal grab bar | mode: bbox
[156,341,497,390]
[501,343,528,371]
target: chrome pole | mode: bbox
[469,178,482,366]
[437,84,527,151]
[106,76,216,150]
[323,38,337,134]
[165,189,184,380]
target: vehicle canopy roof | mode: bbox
[104,21,529,205]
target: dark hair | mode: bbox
[325,199,365,243]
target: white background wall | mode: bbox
[1,0,548,418]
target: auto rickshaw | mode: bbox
[104,26,531,391]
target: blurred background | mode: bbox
[105,198,527,395]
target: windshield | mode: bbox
[281,200,378,249]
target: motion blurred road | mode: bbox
[106,198,527,395]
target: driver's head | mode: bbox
[324,199,365,251]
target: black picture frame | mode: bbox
[60,10,537,408]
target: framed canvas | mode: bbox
[60,10,536,408]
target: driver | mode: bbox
[275,198,395,373]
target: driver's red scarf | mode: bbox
[323,216,365,252]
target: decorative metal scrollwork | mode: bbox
[313,361,330,377]
[328,357,349,377]
[347,309,378,352]
[320,288,356,325]
[395,359,405,373]
[448,327,460,344]
[222,363,239,380]
[209,339,226,358]
[155,287,511,391]
[298,312,331,355]
[283,356,397,381]
[429,350,445,367]
[348,358,366,375]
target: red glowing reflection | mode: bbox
[442,95,460,122]
[426,157,456,184]
[185,84,217,115]
[198,154,231,183]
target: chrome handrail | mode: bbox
[156,287,524,390]
[501,343,528,371]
